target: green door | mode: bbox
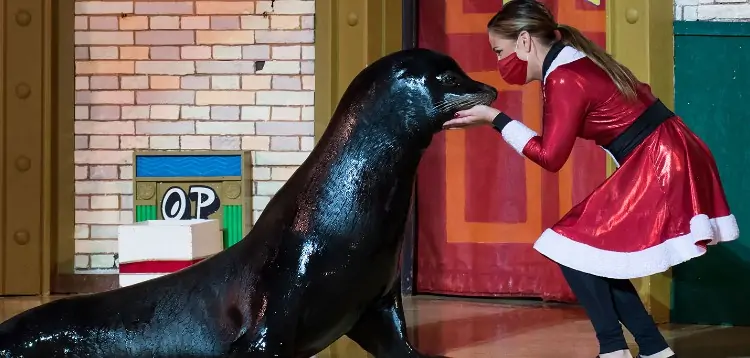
[672,21,750,325]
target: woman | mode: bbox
[443,1,739,358]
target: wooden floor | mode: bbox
[2,295,749,357]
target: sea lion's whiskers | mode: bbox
[432,97,471,112]
[433,93,493,113]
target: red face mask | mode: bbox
[496,50,529,86]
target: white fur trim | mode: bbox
[543,46,587,84]
[533,214,740,279]
[639,348,676,358]
[501,120,538,155]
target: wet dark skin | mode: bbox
[0,48,497,358]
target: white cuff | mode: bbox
[500,120,538,155]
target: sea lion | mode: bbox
[0,48,497,358]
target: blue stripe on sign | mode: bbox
[135,155,242,178]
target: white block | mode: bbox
[118,219,222,263]
[119,273,166,287]
[118,219,223,287]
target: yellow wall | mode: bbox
[314,0,403,141]
[606,0,675,324]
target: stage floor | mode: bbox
[2,295,749,357]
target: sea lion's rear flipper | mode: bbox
[345,283,450,358]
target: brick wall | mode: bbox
[675,0,750,20]
[73,0,315,273]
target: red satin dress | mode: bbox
[498,46,739,279]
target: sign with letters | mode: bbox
[154,182,225,223]
[132,151,253,248]
[161,185,221,220]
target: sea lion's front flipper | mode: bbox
[227,323,297,358]
[345,282,450,358]
[227,289,301,358]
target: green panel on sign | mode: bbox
[671,21,750,326]
[135,205,158,222]
[223,205,244,248]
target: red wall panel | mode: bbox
[415,0,607,301]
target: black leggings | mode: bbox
[558,264,669,355]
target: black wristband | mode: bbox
[492,112,513,132]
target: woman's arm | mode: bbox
[493,68,589,172]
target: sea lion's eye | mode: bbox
[439,73,458,86]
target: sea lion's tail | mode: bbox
[0,300,85,357]
[0,320,86,357]
[0,314,27,357]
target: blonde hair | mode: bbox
[487,0,639,100]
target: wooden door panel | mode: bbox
[0,0,5,294]
[313,0,403,356]
[672,23,750,326]
[2,0,44,295]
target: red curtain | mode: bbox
[415,0,608,302]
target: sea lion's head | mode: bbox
[337,48,498,138]
[393,48,499,126]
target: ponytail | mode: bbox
[557,24,639,101]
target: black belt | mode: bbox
[604,99,674,164]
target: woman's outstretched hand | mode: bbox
[443,105,501,129]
